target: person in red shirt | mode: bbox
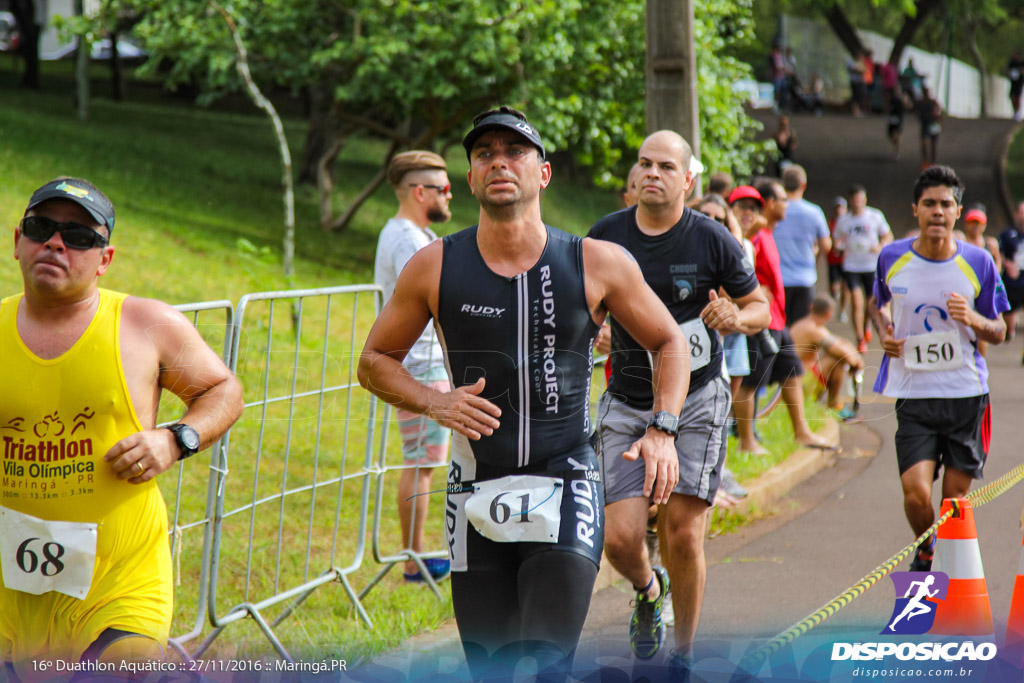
[729,181,834,455]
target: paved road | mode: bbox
[752,109,1019,233]
[570,111,1024,680]
[353,112,1024,682]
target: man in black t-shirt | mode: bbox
[589,130,770,672]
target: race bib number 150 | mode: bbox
[903,330,964,372]
[0,506,97,600]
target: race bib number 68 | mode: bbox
[0,506,97,600]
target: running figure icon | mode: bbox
[888,574,940,631]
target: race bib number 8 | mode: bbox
[0,507,97,600]
[904,330,964,372]
[465,475,563,544]
[680,318,712,371]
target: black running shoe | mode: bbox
[629,566,669,659]
[909,536,935,572]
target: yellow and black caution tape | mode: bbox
[740,462,1024,673]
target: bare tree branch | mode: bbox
[326,138,402,233]
[211,0,296,280]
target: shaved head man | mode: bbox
[588,130,769,674]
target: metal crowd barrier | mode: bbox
[190,285,383,661]
[163,300,235,660]
[362,323,450,600]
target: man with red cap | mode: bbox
[960,205,1001,357]
[730,180,833,456]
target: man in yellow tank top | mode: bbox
[0,178,244,679]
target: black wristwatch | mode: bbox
[167,423,201,461]
[646,410,679,437]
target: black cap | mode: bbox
[25,179,115,233]
[462,110,545,160]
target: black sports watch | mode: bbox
[646,410,679,437]
[167,423,201,461]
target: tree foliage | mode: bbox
[744,0,1024,76]
[128,0,767,224]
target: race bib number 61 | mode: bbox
[0,507,97,600]
[465,475,563,544]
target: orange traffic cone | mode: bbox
[1004,529,1024,667]
[930,497,994,635]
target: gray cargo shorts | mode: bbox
[596,375,731,505]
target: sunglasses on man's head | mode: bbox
[20,216,108,250]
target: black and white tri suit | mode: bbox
[437,225,603,571]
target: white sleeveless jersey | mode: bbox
[873,239,1009,398]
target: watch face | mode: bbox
[657,412,678,431]
[649,411,678,434]
[180,425,201,451]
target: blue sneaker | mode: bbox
[403,558,451,583]
[629,566,669,659]
[833,406,857,422]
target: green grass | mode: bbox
[708,379,831,536]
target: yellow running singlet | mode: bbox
[0,289,172,669]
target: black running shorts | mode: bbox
[894,395,991,478]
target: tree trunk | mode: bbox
[889,0,943,65]
[325,116,416,232]
[326,138,400,233]
[212,1,296,281]
[74,0,89,121]
[298,84,337,185]
[10,0,40,89]
[316,132,344,229]
[645,0,699,161]
[109,29,124,101]
[823,3,864,58]
[962,17,987,118]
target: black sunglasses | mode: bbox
[20,216,109,250]
[409,183,452,195]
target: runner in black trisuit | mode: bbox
[359,107,689,680]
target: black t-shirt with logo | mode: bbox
[588,206,759,409]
